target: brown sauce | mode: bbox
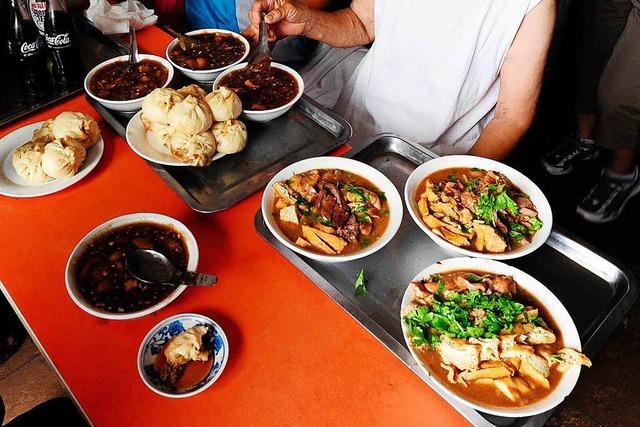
[154,348,213,391]
[74,222,187,313]
[89,59,168,101]
[219,66,298,110]
[169,32,246,70]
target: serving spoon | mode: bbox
[126,249,218,287]
[246,13,272,73]
[128,24,139,64]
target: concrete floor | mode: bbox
[0,337,66,425]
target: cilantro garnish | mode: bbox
[354,269,368,297]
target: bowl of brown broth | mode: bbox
[65,213,198,320]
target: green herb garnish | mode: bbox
[465,273,486,283]
[509,223,527,241]
[354,269,368,297]
[378,191,387,201]
[447,174,458,182]
[529,217,543,231]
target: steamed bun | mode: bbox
[178,84,208,100]
[146,123,175,156]
[41,139,86,179]
[169,131,217,166]
[211,119,247,154]
[32,119,55,144]
[205,87,242,121]
[167,95,213,134]
[12,141,53,184]
[51,111,100,149]
[141,88,184,128]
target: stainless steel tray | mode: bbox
[90,94,351,212]
[254,134,639,427]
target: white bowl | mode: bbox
[400,257,583,418]
[138,313,229,398]
[84,54,174,112]
[261,157,403,263]
[65,213,198,320]
[404,155,552,260]
[166,29,250,83]
[213,62,304,123]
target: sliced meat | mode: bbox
[437,335,481,371]
[460,192,478,213]
[489,275,516,295]
[336,213,359,242]
[288,170,319,201]
[516,196,534,210]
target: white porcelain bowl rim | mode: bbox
[261,157,403,263]
[212,61,304,114]
[65,213,198,320]
[165,28,250,74]
[400,257,582,417]
[404,155,553,260]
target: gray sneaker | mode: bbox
[576,167,640,223]
[542,133,601,176]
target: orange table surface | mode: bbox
[0,26,468,427]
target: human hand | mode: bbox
[242,0,314,44]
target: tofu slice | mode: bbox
[302,226,335,255]
[460,364,513,382]
[295,238,312,248]
[312,227,347,253]
[279,205,299,224]
[437,335,481,371]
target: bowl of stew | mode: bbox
[166,29,250,83]
[84,54,174,112]
[400,257,589,417]
[404,155,552,260]
[65,213,198,320]
[261,157,403,263]
[213,62,304,122]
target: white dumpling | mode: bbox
[146,123,174,156]
[141,88,184,128]
[167,95,213,135]
[41,139,86,179]
[205,87,242,121]
[169,131,217,167]
[51,111,101,149]
[177,84,208,100]
[211,119,247,154]
[12,141,53,184]
[32,119,55,144]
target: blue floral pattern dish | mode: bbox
[137,313,229,398]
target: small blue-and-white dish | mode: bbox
[137,313,229,398]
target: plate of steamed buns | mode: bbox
[126,84,249,167]
[0,111,104,198]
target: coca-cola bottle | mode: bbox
[7,0,50,91]
[44,0,83,87]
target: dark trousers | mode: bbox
[574,0,640,149]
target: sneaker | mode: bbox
[542,133,601,175]
[576,167,640,223]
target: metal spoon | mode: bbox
[126,249,218,287]
[247,13,272,72]
[161,25,200,50]
[128,24,139,64]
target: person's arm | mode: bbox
[244,0,374,47]
[469,0,555,160]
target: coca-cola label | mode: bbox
[19,37,44,57]
[29,0,47,34]
[46,33,71,49]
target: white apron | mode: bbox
[335,0,542,155]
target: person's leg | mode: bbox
[577,1,640,222]
[543,0,632,175]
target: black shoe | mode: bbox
[542,133,601,176]
[577,167,640,223]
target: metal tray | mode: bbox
[90,84,351,213]
[254,134,639,427]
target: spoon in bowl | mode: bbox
[126,249,218,287]
[128,24,139,65]
[246,13,272,73]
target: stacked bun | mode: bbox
[141,85,248,167]
[12,112,100,183]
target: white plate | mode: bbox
[404,155,553,260]
[400,257,583,418]
[65,213,198,320]
[125,111,225,167]
[261,157,403,263]
[0,121,104,198]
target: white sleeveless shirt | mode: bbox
[336,0,542,155]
